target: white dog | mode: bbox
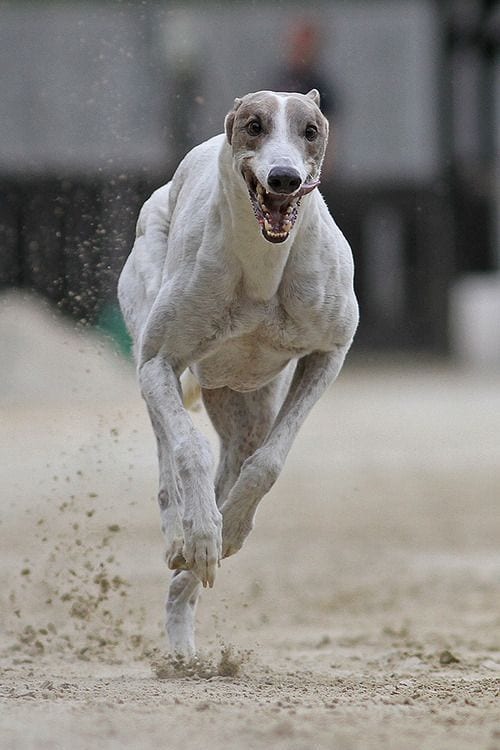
[118,90,358,656]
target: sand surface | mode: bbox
[1,292,500,750]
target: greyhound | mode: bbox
[118,89,358,656]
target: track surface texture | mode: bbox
[1,293,500,750]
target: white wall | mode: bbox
[0,0,441,182]
[0,3,166,174]
[156,0,441,183]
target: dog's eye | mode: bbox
[246,120,262,136]
[305,125,318,142]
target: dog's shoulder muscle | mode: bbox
[118,182,174,340]
[118,135,227,346]
[281,199,358,349]
[124,134,225,297]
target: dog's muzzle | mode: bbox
[243,168,320,244]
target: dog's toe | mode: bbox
[167,550,189,571]
[221,502,254,559]
[182,516,222,588]
[187,535,220,588]
[166,537,188,570]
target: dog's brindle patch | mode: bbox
[284,95,329,175]
[226,90,328,182]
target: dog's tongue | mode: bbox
[299,179,320,196]
[266,180,320,232]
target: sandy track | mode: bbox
[1,293,500,750]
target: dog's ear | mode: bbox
[306,89,321,108]
[224,97,242,145]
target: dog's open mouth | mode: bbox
[243,170,320,244]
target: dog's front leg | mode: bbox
[221,345,351,557]
[139,353,222,588]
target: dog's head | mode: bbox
[224,90,328,244]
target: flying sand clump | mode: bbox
[5,493,147,663]
[151,645,247,681]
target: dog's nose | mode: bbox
[267,167,302,194]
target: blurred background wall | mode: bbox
[0,0,498,357]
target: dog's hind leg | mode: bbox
[153,420,201,655]
[166,570,201,658]
[202,369,293,546]
[202,384,278,506]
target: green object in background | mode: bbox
[96,303,132,358]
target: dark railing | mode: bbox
[0,172,494,353]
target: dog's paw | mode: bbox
[221,503,254,559]
[182,511,222,588]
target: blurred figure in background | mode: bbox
[274,20,340,174]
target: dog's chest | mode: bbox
[193,293,331,391]
[227,291,328,354]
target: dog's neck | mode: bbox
[218,143,295,302]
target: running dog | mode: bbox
[118,89,358,656]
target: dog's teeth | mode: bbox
[257,190,269,213]
[264,224,289,240]
[283,220,292,232]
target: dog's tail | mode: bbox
[181,369,202,411]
